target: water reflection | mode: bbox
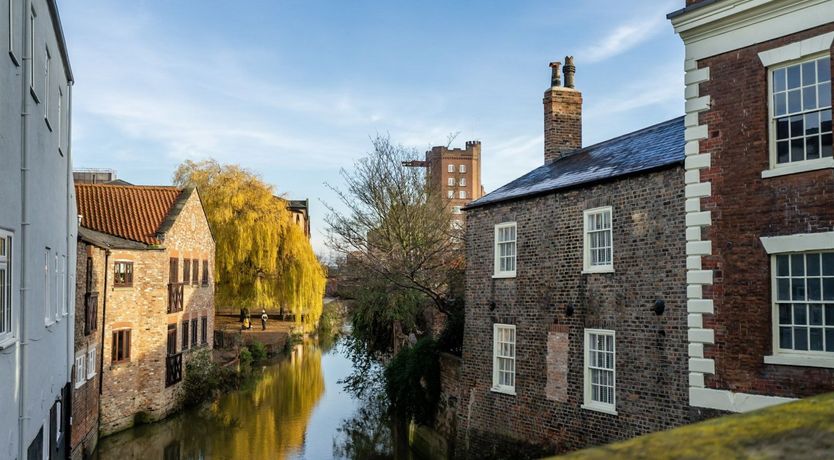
[95,339,411,460]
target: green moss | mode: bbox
[552,393,834,459]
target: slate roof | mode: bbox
[75,184,188,245]
[466,116,685,209]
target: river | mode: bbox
[93,337,414,460]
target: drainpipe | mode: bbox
[65,80,74,452]
[99,249,110,394]
[18,0,32,457]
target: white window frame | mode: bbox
[459,164,466,173]
[28,7,36,101]
[451,206,462,215]
[458,190,466,199]
[0,229,14,347]
[44,45,50,129]
[44,248,51,325]
[55,400,61,442]
[86,346,96,379]
[762,46,833,179]
[74,353,85,388]
[446,190,454,199]
[447,177,454,186]
[583,206,614,274]
[491,323,516,395]
[60,254,66,316]
[8,0,19,65]
[57,86,63,155]
[447,164,454,173]
[493,222,517,278]
[53,251,59,321]
[459,177,466,186]
[41,418,48,460]
[583,329,617,415]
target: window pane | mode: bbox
[805,112,820,136]
[779,303,791,324]
[788,65,801,89]
[827,329,834,352]
[776,118,789,139]
[823,134,833,158]
[788,89,801,113]
[823,254,834,275]
[777,255,790,276]
[810,304,823,325]
[777,278,790,301]
[791,254,805,275]
[794,304,807,324]
[820,83,832,109]
[807,137,821,160]
[780,326,792,348]
[823,110,833,133]
[790,138,804,162]
[794,327,808,350]
[808,254,821,276]
[789,116,804,138]
[792,278,806,300]
[824,278,834,301]
[803,86,818,110]
[809,278,822,300]
[774,93,787,116]
[810,328,824,350]
[802,61,817,86]
[774,68,787,92]
[820,58,831,83]
[826,305,834,326]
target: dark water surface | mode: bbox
[95,339,409,459]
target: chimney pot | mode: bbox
[563,56,576,89]
[549,61,562,87]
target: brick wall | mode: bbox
[544,87,582,164]
[70,241,106,460]
[458,167,688,456]
[697,24,834,399]
[99,190,215,435]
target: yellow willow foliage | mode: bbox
[173,159,326,325]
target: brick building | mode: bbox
[404,141,485,225]
[670,0,834,414]
[457,61,688,456]
[69,232,107,459]
[75,183,215,435]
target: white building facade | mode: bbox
[0,0,75,459]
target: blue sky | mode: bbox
[61,0,686,254]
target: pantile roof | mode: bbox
[466,116,685,209]
[75,184,187,245]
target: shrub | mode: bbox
[239,346,253,368]
[181,349,222,408]
[384,337,441,426]
[250,341,268,362]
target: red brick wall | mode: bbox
[544,88,582,164]
[698,24,834,397]
[459,167,688,456]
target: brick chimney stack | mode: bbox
[543,56,582,164]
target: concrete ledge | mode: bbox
[686,240,711,256]
[686,227,702,242]
[690,387,795,413]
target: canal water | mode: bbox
[94,337,413,459]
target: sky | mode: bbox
[61,0,686,255]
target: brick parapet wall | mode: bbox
[99,190,215,435]
[696,23,834,399]
[458,167,688,456]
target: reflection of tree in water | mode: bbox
[95,345,325,460]
[333,393,394,460]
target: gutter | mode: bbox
[98,249,109,395]
[18,0,32,457]
[666,0,722,19]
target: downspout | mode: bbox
[64,80,74,453]
[98,249,109,394]
[18,0,32,457]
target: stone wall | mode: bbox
[70,241,106,460]
[99,190,215,435]
[697,24,834,399]
[458,166,688,457]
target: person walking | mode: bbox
[261,309,268,331]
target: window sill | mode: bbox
[490,386,516,396]
[761,158,834,179]
[764,354,834,369]
[582,266,615,275]
[0,336,17,351]
[30,86,39,103]
[9,50,19,67]
[492,273,516,279]
[581,403,618,416]
[44,117,52,132]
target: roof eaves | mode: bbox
[46,0,73,83]
[464,159,683,211]
[79,227,154,250]
[667,0,722,19]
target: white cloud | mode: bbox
[580,16,667,63]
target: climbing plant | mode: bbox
[173,159,326,326]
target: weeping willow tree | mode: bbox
[173,159,326,326]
